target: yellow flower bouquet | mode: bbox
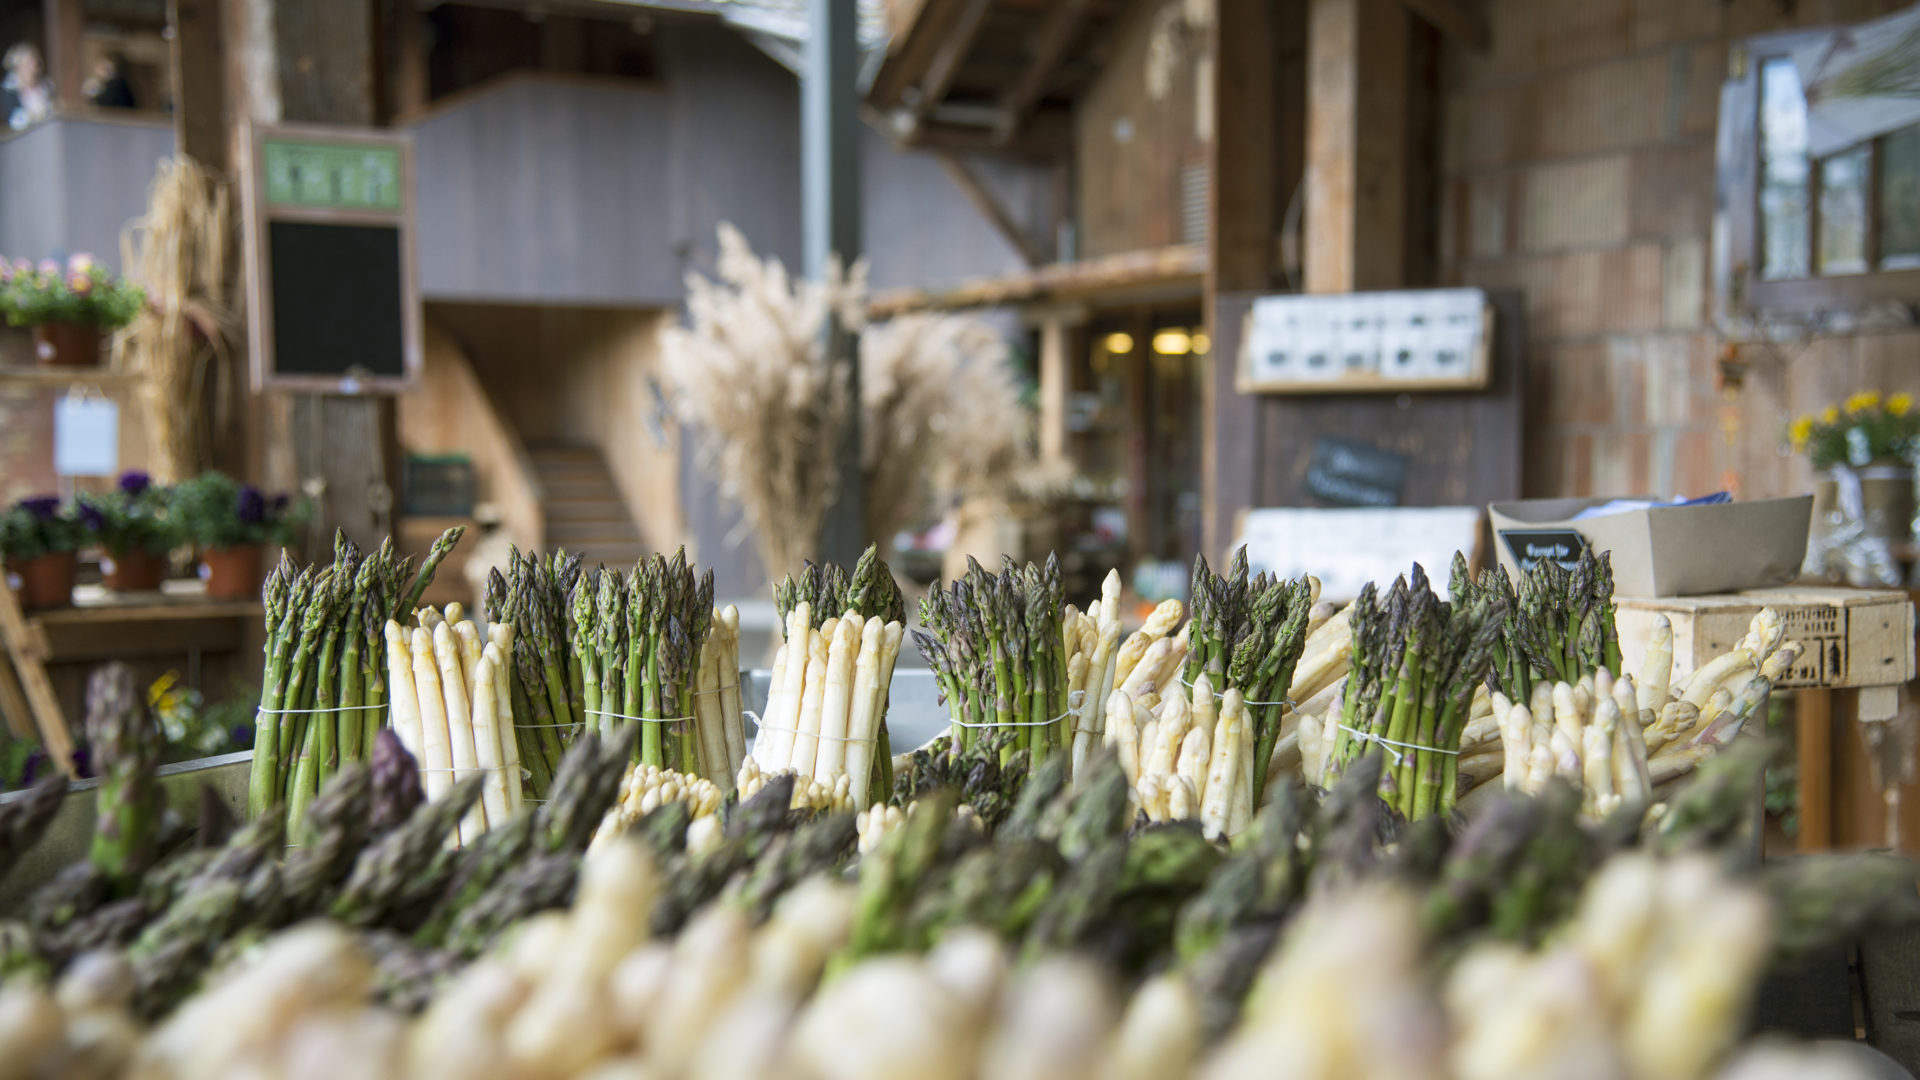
[1790,390,1919,470]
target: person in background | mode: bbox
[2,43,53,130]
[85,53,135,110]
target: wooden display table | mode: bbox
[1615,586,1917,852]
[0,578,262,774]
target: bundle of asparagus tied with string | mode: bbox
[1182,548,1317,799]
[577,549,722,777]
[249,527,465,834]
[382,601,522,846]
[484,548,584,798]
[1464,549,1622,704]
[753,545,907,811]
[1316,563,1507,820]
[912,553,1078,765]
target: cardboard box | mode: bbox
[1487,495,1813,597]
[1613,586,1915,691]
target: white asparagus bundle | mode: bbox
[470,648,512,829]
[433,622,487,845]
[489,624,523,815]
[410,626,455,806]
[811,616,862,786]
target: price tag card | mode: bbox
[54,394,119,477]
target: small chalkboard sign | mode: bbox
[1306,438,1409,507]
[1499,528,1590,572]
[241,123,419,393]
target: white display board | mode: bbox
[1239,288,1491,394]
[1236,506,1485,603]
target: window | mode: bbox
[1719,32,1920,316]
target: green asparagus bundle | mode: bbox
[486,546,582,795]
[912,552,1069,764]
[248,527,465,833]
[756,545,906,810]
[1327,563,1507,820]
[1185,548,1317,799]
[1454,548,1621,703]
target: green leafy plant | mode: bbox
[76,471,179,556]
[0,496,81,562]
[1790,390,1920,471]
[168,471,305,551]
[0,254,145,330]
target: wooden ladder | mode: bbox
[0,576,77,776]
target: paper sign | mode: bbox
[1237,506,1483,603]
[1244,288,1490,392]
[53,395,118,477]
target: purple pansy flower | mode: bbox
[75,502,107,534]
[117,470,151,496]
[16,495,60,519]
[236,485,266,525]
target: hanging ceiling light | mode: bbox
[1152,328,1192,355]
[1191,331,1211,354]
[1105,332,1135,354]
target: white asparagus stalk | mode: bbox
[1643,700,1700,755]
[760,604,812,772]
[719,605,746,778]
[1229,705,1256,835]
[1680,648,1755,709]
[1176,722,1212,807]
[1502,703,1533,791]
[1295,707,1322,790]
[1202,693,1242,836]
[1167,775,1197,821]
[418,606,444,631]
[842,617,886,810]
[790,630,831,779]
[469,652,512,827]
[1524,741,1555,793]
[385,620,425,762]
[453,620,484,703]
[1110,690,1142,783]
[1065,652,1090,768]
[489,631,523,813]
[760,641,789,769]
[1552,682,1582,746]
[1138,775,1166,822]
[1638,614,1673,712]
[1584,697,1620,813]
[693,629,725,782]
[1146,688,1190,781]
[411,625,455,805]
[434,622,486,842]
[811,615,863,785]
[1188,673,1218,787]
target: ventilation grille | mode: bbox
[1181,159,1209,245]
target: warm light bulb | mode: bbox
[1190,331,1211,354]
[1152,329,1192,355]
[1104,332,1135,354]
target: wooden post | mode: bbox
[42,0,86,111]
[1797,687,1833,852]
[1036,313,1077,466]
[170,0,230,172]
[1304,0,1409,293]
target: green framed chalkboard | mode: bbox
[242,123,420,393]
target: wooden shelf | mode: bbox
[0,366,143,386]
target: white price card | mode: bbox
[1236,506,1484,604]
[54,394,119,477]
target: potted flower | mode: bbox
[0,254,145,366]
[1790,391,1920,545]
[77,471,180,592]
[0,496,81,609]
[169,472,304,600]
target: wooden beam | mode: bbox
[868,244,1206,317]
[1797,687,1834,851]
[169,0,229,172]
[391,0,430,119]
[43,0,87,111]
[996,0,1092,142]
[936,151,1047,267]
[1400,0,1488,51]
[911,0,991,127]
[1304,0,1409,294]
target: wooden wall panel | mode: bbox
[0,116,175,270]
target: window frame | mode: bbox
[1716,29,1920,320]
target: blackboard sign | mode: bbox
[242,123,419,393]
[1306,438,1409,507]
[1499,528,1590,572]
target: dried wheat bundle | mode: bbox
[660,224,1030,575]
[118,156,236,483]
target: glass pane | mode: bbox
[1759,57,1810,279]
[1881,124,1920,269]
[1818,146,1871,275]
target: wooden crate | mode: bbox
[1615,586,1915,691]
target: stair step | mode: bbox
[544,501,633,523]
[546,524,643,545]
[540,477,621,497]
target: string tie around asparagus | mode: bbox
[1335,723,1461,767]
[954,692,1084,732]
[1177,674,1295,708]
[745,709,876,743]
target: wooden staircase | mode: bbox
[527,443,649,567]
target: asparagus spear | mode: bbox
[84,663,161,887]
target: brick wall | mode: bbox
[1437,0,1920,501]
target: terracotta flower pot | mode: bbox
[200,544,263,601]
[32,322,101,368]
[5,551,77,609]
[102,546,168,592]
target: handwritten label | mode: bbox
[1499,528,1589,572]
[1306,438,1408,508]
